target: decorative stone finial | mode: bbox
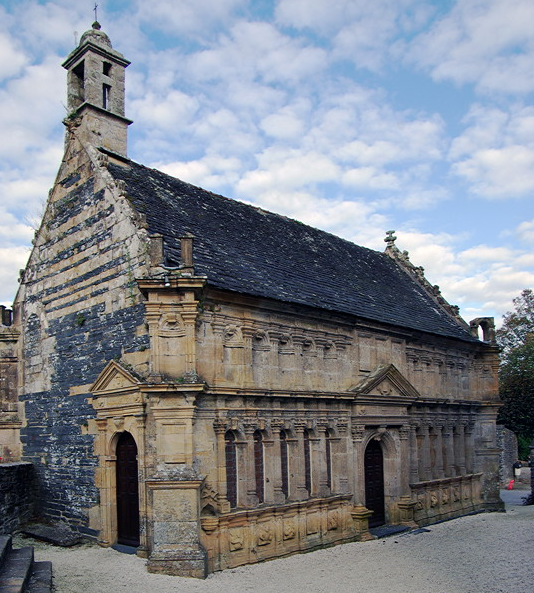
[92,21,101,30]
[384,230,397,249]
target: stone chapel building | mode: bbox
[0,23,503,577]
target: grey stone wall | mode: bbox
[0,462,35,534]
[497,425,518,485]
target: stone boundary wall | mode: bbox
[497,425,517,485]
[0,462,35,534]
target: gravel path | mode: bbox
[15,490,533,593]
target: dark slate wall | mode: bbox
[21,302,148,534]
[0,462,35,534]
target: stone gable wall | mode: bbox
[18,139,151,534]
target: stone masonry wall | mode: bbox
[497,425,518,485]
[0,462,35,534]
[21,302,147,534]
[18,139,151,535]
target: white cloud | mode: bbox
[453,145,534,197]
[0,56,65,163]
[136,0,246,37]
[186,20,328,85]
[406,0,534,94]
[156,155,242,189]
[131,90,199,133]
[450,105,534,198]
[0,32,28,80]
[0,246,29,304]
[516,219,534,243]
[458,245,515,264]
[275,0,422,70]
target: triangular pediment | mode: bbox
[350,364,420,400]
[90,360,140,394]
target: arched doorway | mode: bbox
[364,439,385,527]
[116,432,140,546]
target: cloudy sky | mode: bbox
[1,0,533,325]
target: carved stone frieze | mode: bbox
[229,528,244,551]
[283,520,296,540]
[257,523,274,546]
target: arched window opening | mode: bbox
[254,430,264,504]
[225,431,238,508]
[303,429,312,496]
[280,430,289,498]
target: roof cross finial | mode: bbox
[384,230,397,249]
[94,3,99,22]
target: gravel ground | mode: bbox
[14,489,533,593]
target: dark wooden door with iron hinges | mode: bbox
[365,439,385,527]
[116,431,140,546]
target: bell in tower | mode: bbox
[62,21,132,156]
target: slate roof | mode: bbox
[108,159,478,343]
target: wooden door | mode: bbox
[116,432,140,546]
[364,439,385,527]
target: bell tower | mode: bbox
[62,21,132,156]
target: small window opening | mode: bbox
[73,60,84,83]
[103,84,111,109]
[280,430,289,498]
[254,430,264,504]
[303,429,312,496]
[103,61,112,76]
[71,60,85,105]
[225,431,237,508]
[325,430,333,491]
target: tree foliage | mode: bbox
[496,289,534,357]
[497,339,534,436]
[497,289,534,457]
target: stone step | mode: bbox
[0,536,52,593]
[25,562,53,593]
[0,537,11,567]
[0,545,33,593]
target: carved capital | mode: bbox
[351,424,366,442]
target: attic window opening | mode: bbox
[103,61,112,76]
[103,83,111,109]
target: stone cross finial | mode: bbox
[384,230,397,249]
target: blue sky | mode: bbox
[1,0,533,325]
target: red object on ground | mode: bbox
[507,479,515,490]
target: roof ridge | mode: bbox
[384,231,469,330]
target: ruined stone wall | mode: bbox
[497,425,518,485]
[0,462,35,534]
[18,139,151,533]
